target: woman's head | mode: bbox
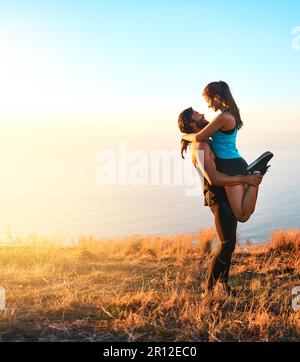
[178,107,208,133]
[202,81,243,129]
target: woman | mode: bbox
[181,81,273,221]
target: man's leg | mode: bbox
[207,202,237,292]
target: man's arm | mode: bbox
[191,142,262,187]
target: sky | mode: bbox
[0,0,299,150]
[0,0,299,238]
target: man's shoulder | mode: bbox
[198,140,214,156]
[191,140,212,150]
[201,139,212,148]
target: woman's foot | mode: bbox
[253,165,270,176]
[247,151,273,174]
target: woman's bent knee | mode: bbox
[235,211,251,223]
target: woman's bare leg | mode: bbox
[242,184,259,215]
[224,184,259,222]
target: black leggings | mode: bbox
[207,201,237,290]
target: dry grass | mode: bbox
[0,228,299,342]
[268,229,300,254]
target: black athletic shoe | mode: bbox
[253,165,271,176]
[247,151,273,174]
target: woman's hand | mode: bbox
[182,133,197,143]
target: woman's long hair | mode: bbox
[203,81,243,130]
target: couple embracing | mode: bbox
[178,81,273,297]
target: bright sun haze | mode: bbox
[0,0,299,241]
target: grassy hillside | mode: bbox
[0,228,299,342]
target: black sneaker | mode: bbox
[252,165,271,176]
[247,151,273,174]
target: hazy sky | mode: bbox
[0,1,299,176]
[0,0,299,151]
[0,0,299,238]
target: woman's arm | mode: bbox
[182,113,227,143]
[181,133,197,143]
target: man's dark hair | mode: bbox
[178,107,194,133]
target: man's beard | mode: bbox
[196,120,209,129]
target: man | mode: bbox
[178,107,264,296]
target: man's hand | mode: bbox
[181,139,189,159]
[245,173,263,187]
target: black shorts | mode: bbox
[215,157,248,176]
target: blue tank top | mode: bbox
[211,111,241,159]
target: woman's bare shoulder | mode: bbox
[218,111,236,129]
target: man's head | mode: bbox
[178,107,209,133]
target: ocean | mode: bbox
[0,147,299,244]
